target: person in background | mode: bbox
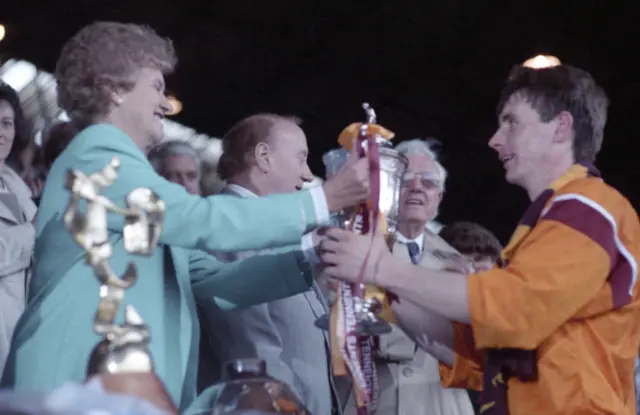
[439,221,502,273]
[1,21,369,415]
[319,63,640,415]
[1,86,44,201]
[202,114,340,415]
[148,140,200,195]
[438,221,503,413]
[6,139,45,201]
[395,138,446,242]
[345,139,474,415]
[199,161,226,196]
[42,121,79,170]
[0,82,37,377]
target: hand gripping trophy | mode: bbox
[318,103,408,414]
[63,157,165,377]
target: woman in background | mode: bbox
[0,82,37,377]
[42,121,79,170]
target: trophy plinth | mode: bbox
[87,305,154,375]
[63,157,165,377]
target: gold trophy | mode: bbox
[63,157,165,377]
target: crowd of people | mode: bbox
[0,19,639,415]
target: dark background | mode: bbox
[2,0,638,242]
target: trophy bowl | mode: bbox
[315,145,407,335]
[377,146,408,234]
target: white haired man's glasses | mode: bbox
[401,171,441,190]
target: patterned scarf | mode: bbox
[479,162,600,414]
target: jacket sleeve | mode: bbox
[391,299,484,390]
[78,126,328,253]
[188,249,312,310]
[391,298,456,365]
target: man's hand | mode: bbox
[322,143,370,213]
[318,226,395,286]
[98,372,178,415]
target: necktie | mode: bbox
[406,242,420,265]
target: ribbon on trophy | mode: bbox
[329,103,399,414]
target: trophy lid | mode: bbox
[337,103,395,150]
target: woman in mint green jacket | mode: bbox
[0,21,368,413]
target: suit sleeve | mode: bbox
[468,191,636,350]
[390,298,484,390]
[391,298,456,365]
[80,128,328,253]
[188,250,312,310]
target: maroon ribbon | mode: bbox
[349,127,383,414]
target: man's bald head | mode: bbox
[217,114,302,180]
[217,113,313,194]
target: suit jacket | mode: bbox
[200,185,338,415]
[0,124,329,413]
[345,230,474,415]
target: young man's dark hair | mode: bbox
[497,64,609,162]
[439,221,502,262]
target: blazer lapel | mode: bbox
[306,281,333,350]
[0,194,21,224]
[307,281,329,317]
[391,240,411,262]
[378,239,419,361]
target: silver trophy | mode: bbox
[63,157,165,377]
[315,103,408,335]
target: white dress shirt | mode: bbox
[395,232,425,253]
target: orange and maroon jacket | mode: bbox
[440,164,640,415]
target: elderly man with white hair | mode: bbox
[345,139,474,415]
[395,139,446,238]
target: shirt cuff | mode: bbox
[301,232,320,265]
[309,186,330,226]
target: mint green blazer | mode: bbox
[0,124,323,412]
